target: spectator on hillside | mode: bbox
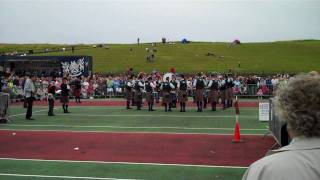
[242,72,320,180]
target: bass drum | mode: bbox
[163,72,173,82]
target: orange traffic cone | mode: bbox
[232,116,243,143]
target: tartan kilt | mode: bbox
[47,93,55,100]
[220,89,227,100]
[162,92,172,104]
[60,95,69,104]
[171,92,177,101]
[178,90,188,103]
[195,89,204,102]
[146,92,154,103]
[208,90,218,103]
[74,89,81,97]
[227,88,233,100]
[134,91,143,103]
[125,90,133,100]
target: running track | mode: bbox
[0,130,274,167]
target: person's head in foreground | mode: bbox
[242,71,320,180]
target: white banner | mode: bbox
[259,102,270,121]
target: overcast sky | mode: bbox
[0,0,319,44]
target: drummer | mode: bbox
[161,77,175,112]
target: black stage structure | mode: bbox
[0,56,93,77]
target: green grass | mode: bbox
[4,106,267,134]
[1,40,320,74]
[0,159,246,180]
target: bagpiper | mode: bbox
[134,74,144,110]
[170,76,178,108]
[219,75,227,110]
[161,77,175,112]
[193,73,206,112]
[178,74,188,112]
[60,77,70,113]
[47,80,56,116]
[207,73,219,111]
[125,76,133,109]
[203,75,209,109]
[145,76,156,111]
[226,74,234,108]
[154,76,162,103]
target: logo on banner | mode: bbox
[61,58,86,76]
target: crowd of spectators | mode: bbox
[0,71,291,101]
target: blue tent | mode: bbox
[181,38,189,44]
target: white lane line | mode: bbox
[30,113,258,118]
[0,128,266,136]
[0,173,141,180]
[0,157,248,169]
[0,124,266,131]
[9,108,59,117]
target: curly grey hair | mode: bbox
[275,72,320,137]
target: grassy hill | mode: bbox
[1,40,320,74]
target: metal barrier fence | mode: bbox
[4,83,277,101]
[269,98,290,147]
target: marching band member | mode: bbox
[47,80,56,116]
[178,74,188,112]
[145,76,156,111]
[161,77,175,112]
[207,73,219,111]
[219,75,227,110]
[60,77,71,113]
[125,76,133,109]
[226,74,234,108]
[193,73,206,112]
[170,76,178,108]
[134,73,144,110]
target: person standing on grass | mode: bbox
[226,74,234,108]
[161,77,175,112]
[203,75,209,109]
[24,74,36,120]
[74,77,82,103]
[47,80,56,116]
[242,72,320,180]
[178,74,188,112]
[193,73,206,112]
[219,75,227,110]
[170,76,178,108]
[145,76,156,111]
[155,76,162,103]
[207,73,219,111]
[133,74,144,110]
[60,77,70,113]
[124,76,133,109]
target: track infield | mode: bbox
[0,100,273,179]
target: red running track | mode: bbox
[0,130,274,167]
[11,100,258,107]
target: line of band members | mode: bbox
[125,74,234,112]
